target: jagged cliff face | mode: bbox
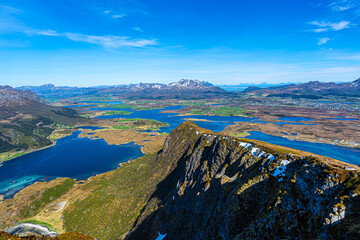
[127,121,360,240]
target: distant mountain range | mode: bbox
[243,78,360,97]
[18,78,360,100]
[18,79,230,100]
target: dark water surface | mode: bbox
[0,131,143,198]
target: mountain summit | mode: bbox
[126,121,360,240]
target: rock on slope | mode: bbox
[126,121,360,240]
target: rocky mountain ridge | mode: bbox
[18,79,228,100]
[126,121,360,240]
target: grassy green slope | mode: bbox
[63,153,171,240]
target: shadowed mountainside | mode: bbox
[126,121,360,240]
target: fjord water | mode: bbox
[0,131,143,198]
[95,106,360,166]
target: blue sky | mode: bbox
[0,0,360,86]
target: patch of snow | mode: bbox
[267,154,275,164]
[258,151,266,158]
[251,148,259,156]
[345,166,356,171]
[239,142,252,149]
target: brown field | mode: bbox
[79,128,166,154]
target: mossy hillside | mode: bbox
[63,153,172,240]
[20,179,76,219]
[0,178,75,230]
[0,104,84,154]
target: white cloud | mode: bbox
[318,37,330,45]
[309,20,351,32]
[133,27,143,32]
[104,10,111,14]
[31,29,157,48]
[112,14,126,18]
[33,29,60,36]
[313,28,328,33]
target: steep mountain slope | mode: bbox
[18,79,230,100]
[126,121,360,240]
[244,78,360,97]
[0,86,83,153]
[1,122,358,240]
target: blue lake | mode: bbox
[278,117,314,122]
[245,131,360,166]
[94,106,260,133]
[0,131,143,199]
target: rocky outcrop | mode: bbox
[126,121,360,240]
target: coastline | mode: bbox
[0,141,56,165]
[0,128,78,165]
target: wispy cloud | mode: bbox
[309,20,351,32]
[328,0,356,12]
[133,27,143,32]
[112,14,126,19]
[318,37,330,45]
[0,5,22,15]
[29,29,157,48]
[104,10,126,19]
